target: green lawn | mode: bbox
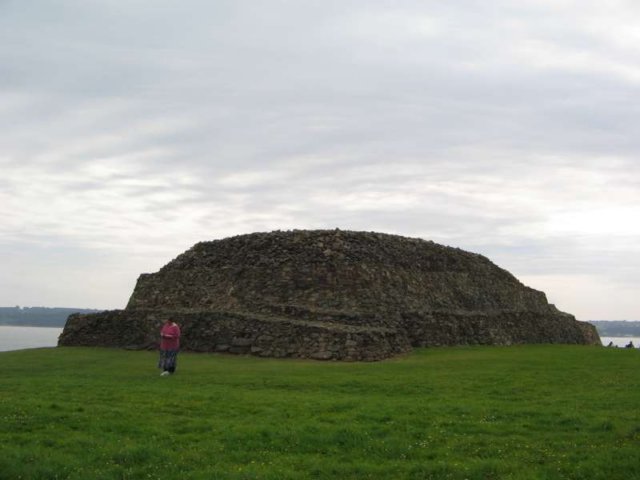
[0,345,638,479]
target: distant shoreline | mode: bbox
[589,320,640,337]
[0,307,104,328]
[0,322,71,328]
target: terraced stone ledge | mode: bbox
[59,230,601,360]
[59,309,411,361]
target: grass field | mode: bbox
[0,345,639,479]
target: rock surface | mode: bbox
[59,229,601,359]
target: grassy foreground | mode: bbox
[0,346,638,480]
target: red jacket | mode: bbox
[160,323,181,350]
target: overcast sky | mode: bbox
[2,1,639,320]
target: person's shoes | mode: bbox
[160,371,170,376]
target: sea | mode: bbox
[0,326,64,352]
[600,336,640,348]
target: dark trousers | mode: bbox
[158,349,178,373]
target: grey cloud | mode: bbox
[1,1,639,317]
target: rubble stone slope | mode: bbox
[59,229,601,360]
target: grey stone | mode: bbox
[311,351,333,360]
[58,229,601,360]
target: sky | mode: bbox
[1,1,639,320]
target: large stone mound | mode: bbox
[59,230,601,360]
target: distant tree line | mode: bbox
[590,321,640,337]
[0,306,103,327]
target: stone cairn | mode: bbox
[59,229,601,360]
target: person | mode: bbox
[159,318,181,376]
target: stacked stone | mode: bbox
[59,229,601,360]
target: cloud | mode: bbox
[1,1,639,318]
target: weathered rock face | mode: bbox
[59,229,601,360]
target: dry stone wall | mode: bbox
[60,309,411,361]
[59,229,601,360]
